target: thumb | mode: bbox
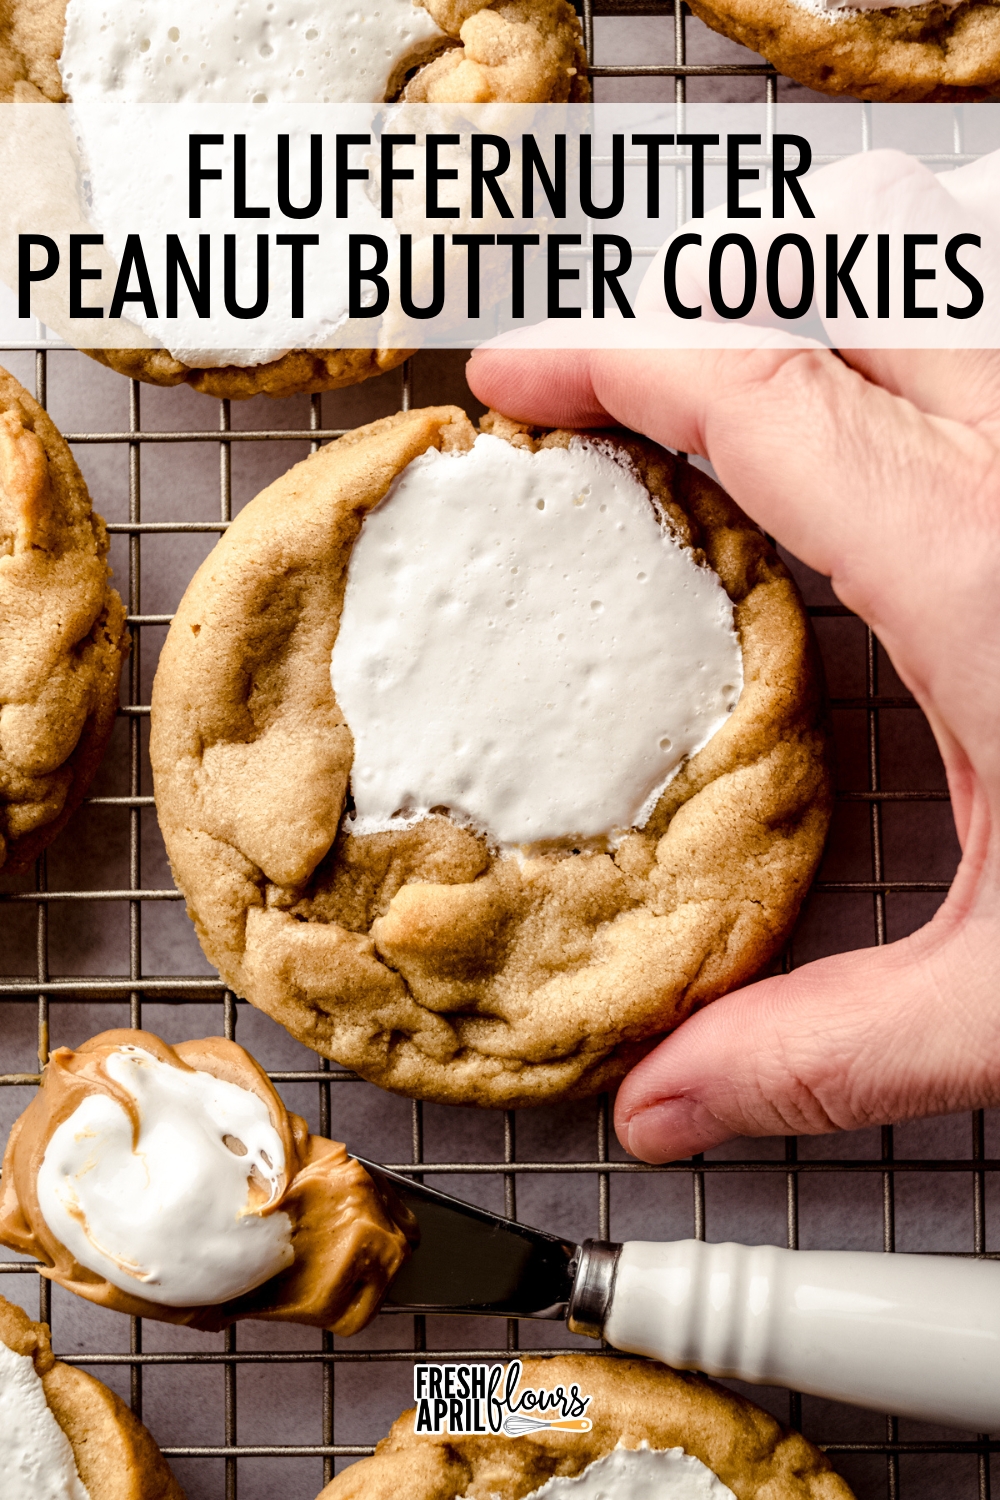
[614,906,1000,1162]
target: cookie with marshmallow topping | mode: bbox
[150,405,832,1108]
[683,0,1000,100]
[312,1354,855,1500]
[0,1292,186,1500]
[1,0,585,399]
[0,1029,415,1331]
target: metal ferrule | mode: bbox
[567,1238,622,1339]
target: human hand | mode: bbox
[467,342,1000,1162]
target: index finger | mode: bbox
[465,343,1000,743]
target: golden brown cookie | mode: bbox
[315,1354,855,1500]
[684,0,1000,101]
[2,0,586,399]
[149,405,832,1109]
[0,1029,415,1333]
[0,364,127,875]
[0,1292,186,1500]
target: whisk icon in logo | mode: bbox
[413,1360,593,1437]
[503,1412,594,1437]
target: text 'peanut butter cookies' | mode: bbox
[150,406,832,1109]
[2,0,586,399]
[0,1029,414,1333]
[0,1292,186,1500]
[0,364,127,875]
[315,1354,855,1500]
[684,0,1000,101]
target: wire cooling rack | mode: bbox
[0,8,989,1500]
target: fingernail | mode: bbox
[625,1098,733,1164]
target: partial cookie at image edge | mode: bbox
[0,363,128,876]
[1,0,588,398]
[314,1354,856,1500]
[0,1292,187,1500]
[687,0,1000,100]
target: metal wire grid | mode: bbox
[0,10,987,1500]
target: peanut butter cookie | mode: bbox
[150,405,831,1108]
[315,1354,855,1500]
[0,364,127,875]
[0,1292,186,1500]
[2,0,586,399]
[684,0,1000,101]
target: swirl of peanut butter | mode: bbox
[0,1029,415,1334]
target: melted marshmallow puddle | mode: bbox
[332,435,743,848]
[58,0,445,364]
[37,1046,294,1306]
[518,1446,737,1500]
[0,1342,91,1500]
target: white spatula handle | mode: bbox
[597,1239,1000,1430]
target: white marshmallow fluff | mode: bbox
[59,0,446,104]
[0,1341,92,1500]
[37,1046,294,1307]
[520,1446,737,1500]
[331,435,743,849]
[794,0,959,14]
[57,0,444,365]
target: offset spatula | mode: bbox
[357,1157,1000,1433]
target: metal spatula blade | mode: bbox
[355,1154,1000,1433]
[355,1156,578,1319]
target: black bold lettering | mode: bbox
[877,234,890,319]
[675,135,718,219]
[234,134,269,218]
[69,233,103,319]
[630,134,674,218]
[825,234,868,319]
[188,133,223,218]
[381,135,416,218]
[336,134,370,218]
[18,235,59,319]
[771,136,813,219]
[592,235,634,317]
[400,233,446,319]
[452,234,495,319]
[414,1399,434,1433]
[426,135,460,219]
[547,233,581,317]
[276,234,319,317]
[223,234,268,318]
[348,234,389,318]
[708,233,756,318]
[580,133,624,219]
[904,233,937,319]
[945,233,983,319]
[497,234,539,319]
[766,233,814,319]
[471,136,513,219]
[109,235,157,319]
[166,235,210,318]
[726,135,761,219]
[662,232,702,320]
[278,134,322,218]
[522,135,566,219]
